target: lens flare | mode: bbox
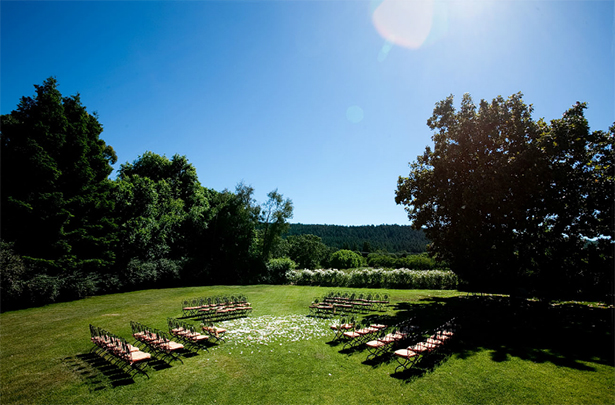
[346,105,364,123]
[378,39,394,62]
[372,0,447,50]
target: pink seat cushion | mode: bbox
[394,349,418,358]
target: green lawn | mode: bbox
[0,285,612,404]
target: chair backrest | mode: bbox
[89,324,97,338]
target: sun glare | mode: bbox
[372,0,435,49]
[371,0,491,51]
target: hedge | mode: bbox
[286,268,458,289]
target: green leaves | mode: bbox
[115,153,207,265]
[257,189,294,260]
[396,93,613,297]
[329,249,364,269]
[1,77,117,272]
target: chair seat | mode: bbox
[366,340,387,348]
[410,342,436,352]
[128,351,151,364]
[189,334,209,341]
[394,349,418,359]
[161,341,184,351]
[356,328,376,335]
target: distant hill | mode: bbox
[284,224,429,254]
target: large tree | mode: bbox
[395,93,613,297]
[278,234,330,269]
[1,77,118,274]
[114,152,211,287]
[256,189,294,260]
[197,183,261,284]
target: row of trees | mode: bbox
[396,93,613,299]
[284,224,430,253]
[1,78,295,310]
[268,235,440,273]
[2,80,610,308]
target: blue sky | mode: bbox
[2,0,613,225]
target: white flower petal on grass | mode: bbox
[218,315,331,348]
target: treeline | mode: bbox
[0,78,295,311]
[284,224,429,253]
[1,78,443,312]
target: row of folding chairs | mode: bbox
[89,324,152,378]
[309,292,390,317]
[329,316,390,348]
[364,319,419,361]
[323,291,389,312]
[167,318,211,351]
[393,318,457,373]
[340,318,389,350]
[130,321,185,364]
[181,295,252,320]
[198,302,252,323]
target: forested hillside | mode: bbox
[284,224,429,253]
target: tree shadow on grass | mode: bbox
[390,295,614,380]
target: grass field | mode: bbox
[0,285,613,404]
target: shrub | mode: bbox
[311,269,346,286]
[61,272,99,301]
[125,258,159,288]
[330,250,363,269]
[156,258,183,285]
[124,258,184,289]
[26,274,62,306]
[264,257,297,284]
[285,268,458,289]
[367,252,443,269]
[0,240,27,310]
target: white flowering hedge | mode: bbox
[213,315,331,349]
[286,268,458,289]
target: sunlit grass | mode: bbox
[0,285,612,404]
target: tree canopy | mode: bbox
[395,93,613,298]
[1,77,118,273]
[0,78,295,309]
[257,189,293,260]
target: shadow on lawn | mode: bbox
[390,294,614,380]
[62,353,136,389]
[63,350,187,389]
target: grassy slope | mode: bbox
[0,285,612,405]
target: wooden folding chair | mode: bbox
[202,322,227,343]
